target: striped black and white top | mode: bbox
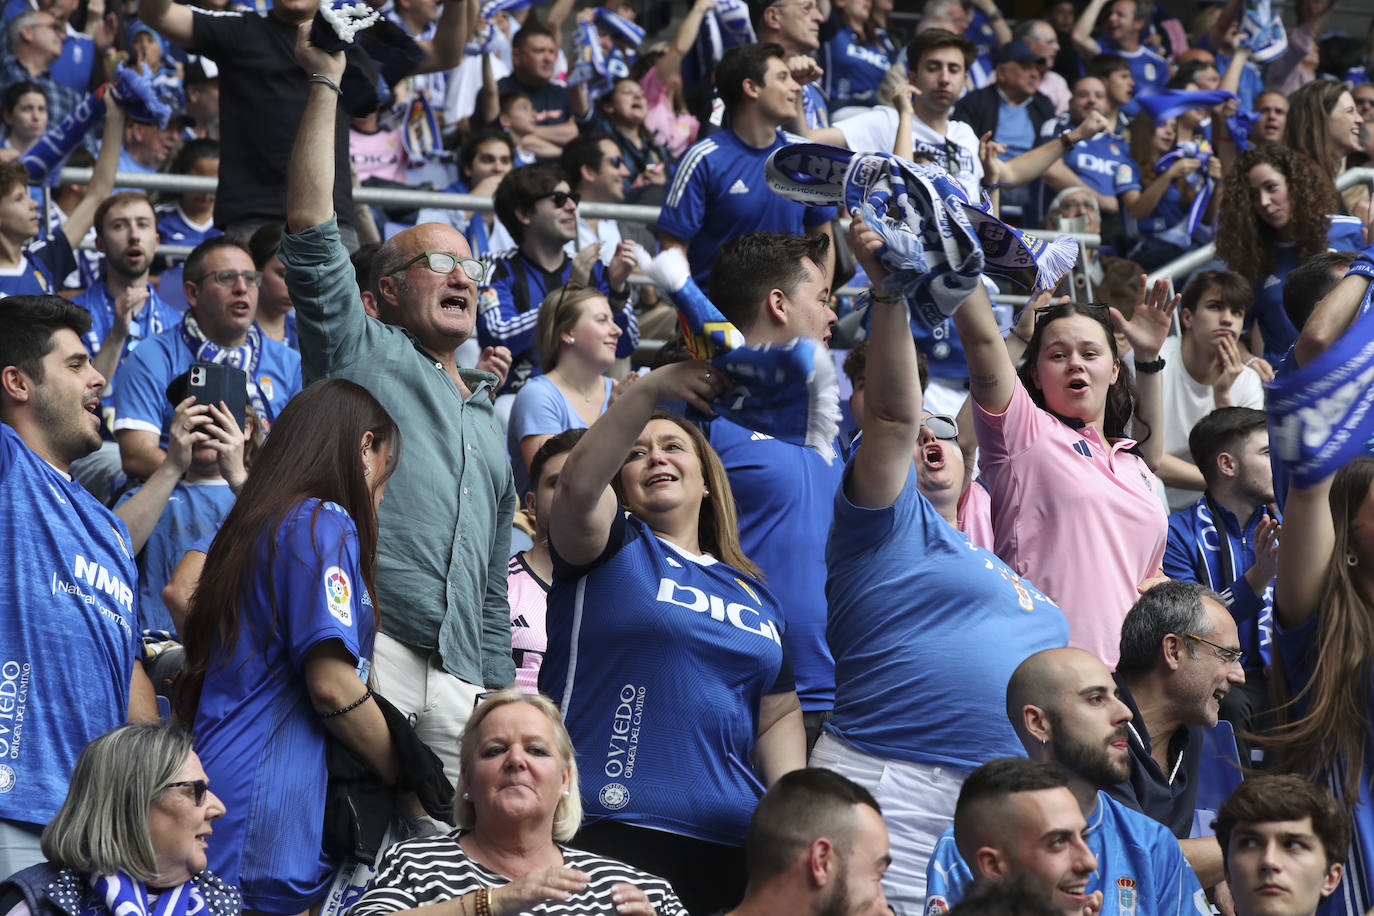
[349,833,688,916]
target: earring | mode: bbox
[462,791,470,800]
[703,488,710,496]
[563,336,575,344]
[563,790,570,798]
[1349,553,1359,567]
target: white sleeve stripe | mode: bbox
[111,418,163,434]
[559,574,588,717]
[664,141,715,209]
[477,302,539,340]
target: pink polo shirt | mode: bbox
[973,379,1167,667]
[957,479,996,552]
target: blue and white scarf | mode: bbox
[566,19,605,87]
[179,315,269,427]
[402,93,440,161]
[765,144,1077,322]
[594,8,644,49]
[634,246,841,463]
[89,871,200,916]
[22,64,171,182]
[1266,258,1374,489]
[1152,140,1216,250]
[699,0,755,69]
[1237,0,1287,63]
[1133,88,1236,126]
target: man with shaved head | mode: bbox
[282,24,515,784]
[925,648,1210,916]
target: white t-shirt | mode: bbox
[1159,334,1266,511]
[834,107,984,201]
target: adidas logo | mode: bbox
[512,615,530,628]
[728,179,750,194]
[749,431,774,441]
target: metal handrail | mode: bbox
[1148,167,1374,282]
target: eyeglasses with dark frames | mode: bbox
[391,251,488,283]
[1183,632,1244,667]
[165,779,210,806]
[191,269,263,289]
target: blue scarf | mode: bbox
[22,64,171,182]
[634,246,840,463]
[1237,0,1287,63]
[594,8,644,48]
[699,0,755,68]
[88,872,200,916]
[765,144,1078,323]
[1133,89,1235,126]
[1266,259,1374,489]
[1152,140,1215,249]
[567,20,605,87]
[179,315,270,427]
[1177,497,1274,667]
[402,93,439,161]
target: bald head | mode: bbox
[1007,649,1102,743]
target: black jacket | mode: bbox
[953,85,1057,147]
[323,691,456,863]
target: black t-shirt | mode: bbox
[190,9,373,229]
[496,74,572,126]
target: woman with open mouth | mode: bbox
[952,275,1177,672]
[539,357,803,915]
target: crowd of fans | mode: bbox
[4,0,1374,915]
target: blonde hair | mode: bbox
[455,689,583,842]
[536,284,610,373]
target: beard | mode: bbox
[1050,713,1131,786]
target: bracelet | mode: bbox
[475,888,491,916]
[309,73,343,95]
[1058,131,1077,151]
[320,687,372,718]
[986,8,1003,20]
[1011,329,1031,345]
[1244,357,1260,368]
[870,290,903,306]
[608,286,630,303]
[1133,355,1166,374]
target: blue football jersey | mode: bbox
[541,511,788,846]
[196,499,375,912]
[0,424,138,826]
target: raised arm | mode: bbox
[1294,269,1372,368]
[844,217,921,510]
[663,0,714,82]
[970,0,1012,47]
[548,361,726,566]
[140,0,195,48]
[1071,0,1108,58]
[286,22,345,234]
[951,282,1017,414]
[114,399,206,552]
[63,101,124,248]
[1000,111,1110,186]
[1109,276,1177,470]
[413,0,471,74]
[1274,472,1334,629]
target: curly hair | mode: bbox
[1215,144,1338,283]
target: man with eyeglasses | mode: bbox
[925,647,1209,916]
[1109,581,1245,888]
[560,131,631,261]
[114,235,301,480]
[484,162,638,403]
[280,26,518,789]
[1,10,82,132]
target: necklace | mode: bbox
[551,370,601,404]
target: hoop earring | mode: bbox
[1349,553,1359,567]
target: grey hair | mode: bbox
[41,722,194,882]
[1047,185,1101,219]
[9,10,41,55]
[455,689,583,842]
[1012,18,1052,42]
[922,0,962,18]
[1116,581,1227,677]
[370,234,412,310]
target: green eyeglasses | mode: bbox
[393,251,488,283]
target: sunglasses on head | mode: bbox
[921,414,959,440]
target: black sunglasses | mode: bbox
[166,779,209,806]
[540,190,581,209]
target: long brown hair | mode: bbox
[1268,456,1374,807]
[1284,79,1350,185]
[612,411,763,581]
[1129,112,1196,214]
[1215,144,1338,283]
[176,379,401,721]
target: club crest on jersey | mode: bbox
[1116,877,1137,916]
[324,566,353,625]
[656,577,781,644]
[599,782,630,810]
[258,376,274,402]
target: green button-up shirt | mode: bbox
[281,217,516,687]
